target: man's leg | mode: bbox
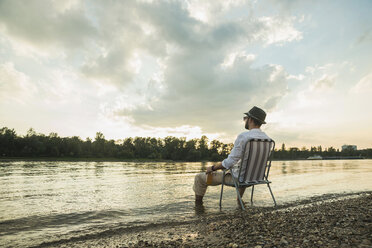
[193,172,207,204]
[239,187,246,198]
[193,171,225,204]
[237,187,247,206]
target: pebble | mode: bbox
[280,236,288,245]
[228,243,239,248]
[361,239,371,245]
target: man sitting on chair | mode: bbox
[193,106,272,204]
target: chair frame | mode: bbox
[219,139,276,210]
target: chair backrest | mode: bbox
[237,139,275,183]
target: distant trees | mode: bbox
[0,127,236,161]
[0,127,17,156]
[273,143,371,160]
[0,126,371,160]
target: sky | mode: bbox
[0,0,371,149]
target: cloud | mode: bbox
[287,74,305,81]
[311,74,337,90]
[264,0,315,15]
[221,52,256,69]
[81,44,139,86]
[351,72,372,94]
[304,62,361,93]
[185,0,251,23]
[0,62,37,102]
[356,28,372,45]
[134,124,221,141]
[255,16,303,45]
[0,0,97,49]
[115,54,289,137]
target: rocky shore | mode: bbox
[41,192,371,248]
[127,193,372,248]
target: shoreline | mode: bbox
[34,191,372,248]
[0,157,174,163]
[1,157,370,163]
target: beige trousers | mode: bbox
[193,171,234,196]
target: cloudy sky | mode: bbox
[0,0,371,149]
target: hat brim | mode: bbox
[244,112,266,124]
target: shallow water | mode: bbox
[0,159,371,247]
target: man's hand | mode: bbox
[206,166,214,174]
[206,162,223,174]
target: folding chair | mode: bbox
[219,139,276,210]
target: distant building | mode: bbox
[342,145,357,151]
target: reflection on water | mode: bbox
[0,159,371,248]
[281,162,287,174]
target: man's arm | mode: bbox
[206,134,245,173]
[206,162,223,174]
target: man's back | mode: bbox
[222,128,271,179]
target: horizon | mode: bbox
[1,1,372,149]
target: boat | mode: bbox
[307,155,322,160]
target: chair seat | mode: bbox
[223,179,271,187]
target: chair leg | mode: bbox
[267,183,277,207]
[235,186,245,210]
[232,179,245,210]
[219,183,224,208]
[251,185,254,204]
[219,172,226,208]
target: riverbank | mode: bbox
[1,157,369,163]
[0,157,173,162]
[36,192,372,248]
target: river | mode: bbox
[0,159,371,247]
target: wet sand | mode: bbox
[36,192,372,248]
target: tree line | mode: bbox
[273,143,372,160]
[0,127,232,161]
[0,127,371,161]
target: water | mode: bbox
[0,160,371,247]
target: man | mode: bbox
[193,106,271,204]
